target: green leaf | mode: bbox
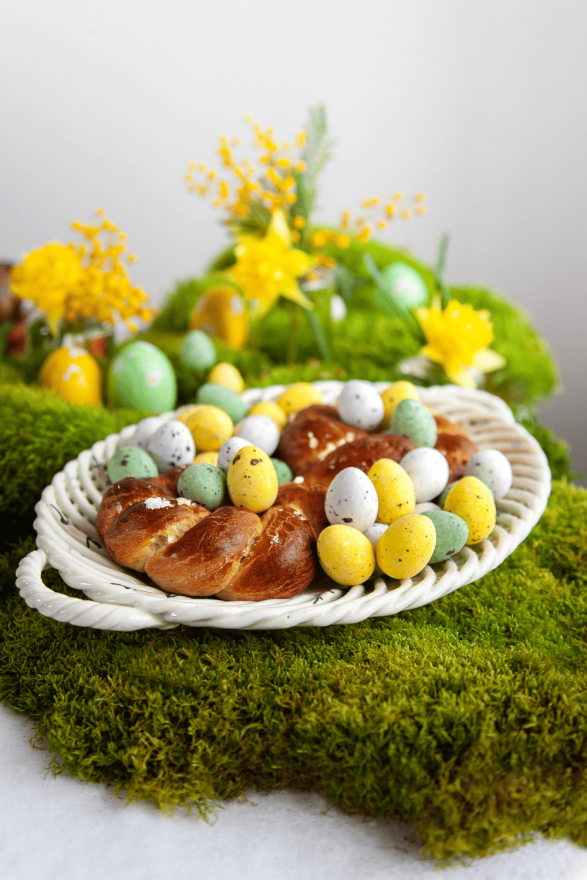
[229,200,272,236]
[305,308,330,359]
[363,254,423,339]
[296,105,334,223]
[333,265,365,303]
[435,234,451,309]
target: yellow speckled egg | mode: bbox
[278,382,323,416]
[180,405,233,451]
[39,346,102,406]
[193,450,219,466]
[380,381,419,428]
[317,525,376,586]
[227,445,278,512]
[247,400,287,431]
[444,476,496,544]
[368,459,416,524]
[208,362,245,393]
[376,515,436,580]
[190,285,249,349]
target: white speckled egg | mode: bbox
[217,436,250,469]
[464,449,513,499]
[400,448,450,503]
[146,420,196,472]
[364,522,389,577]
[128,416,167,450]
[337,380,385,431]
[325,467,379,533]
[413,501,441,514]
[234,414,280,456]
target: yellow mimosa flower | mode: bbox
[231,209,316,317]
[10,243,84,334]
[416,299,505,387]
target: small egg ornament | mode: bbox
[178,463,227,511]
[338,380,385,430]
[107,446,158,483]
[128,416,167,450]
[381,262,428,309]
[367,459,416,524]
[317,525,376,586]
[325,467,379,533]
[438,481,458,508]
[227,445,279,513]
[444,476,496,545]
[39,346,102,406]
[400,448,449,503]
[182,405,234,451]
[197,382,248,424]
[234,414,280,456]
[146,419,196,472]
[376,515,436,580]
[278,383,323,417]
[421,510,469,564]
[390,399,437,448]
[208,362,245,393]
[193,451,219,466]
[247,401,287,431]
[380,381,419,428]
[178,330,217,372]
[464,449,513,499]
[107,341,177,413]
[364,522,389,576]
[190,286,248,349]
[271,458,293,485]
[413,501,441,514]
[217,436,250,469]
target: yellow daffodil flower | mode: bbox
[416,299,505,387]
[231,209,316,317]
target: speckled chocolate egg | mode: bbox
[413,501,441,514]
[390,398,437,448]
[107,341,177,413]
[248,401,287,431]
[208,362,244,393]
[464,449,513,499]
[376,515,436,580]
[271,458,293,485]
[194,451,219,466]
[444,476,496,545]
[107,446,158,483]
[181,405,234,451]
[278,383,323,416]
[197,383,248,424]
[382,262,428,308]
[217,436,250,469]
[367,458,415,524]
[234,414,280,456]
[380,381,419,428]
[178,330,217,372]
[227,445,278,512]
[128,416,167,450]
[325,467,379,533]
[364,522,389,576]
[438,481,458,508]
[421,510,469,563]
[338,380,385,430]
[317,525,376,586]
[146,419,196,472]
[39,346,102,406]
[178,463,226,511]
[400,448,449,503]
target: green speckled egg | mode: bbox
[389,399,437,447]
[178,330,217,372]
[382,262,428,308]
[107,446,158,483]
[271,458,293,485]
[178,463,227,511]
[421,510,469,563]
[197,382,248,423]
[107,341,177,413]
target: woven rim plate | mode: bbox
[15,382,551,631]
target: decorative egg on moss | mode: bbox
[39,346,102,406]
[107,341,177,413]
[382,262,428,309]
[190,286,249,349]
[178,330,217,372]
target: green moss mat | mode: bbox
[1,480,586,862]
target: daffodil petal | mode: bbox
[281,284,314,310]
[268,208,292,247]
[472,348,506,373]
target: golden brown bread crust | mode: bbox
[278,404,367,474]
[296,433,415,489]
[96,477,172,539]
[216,506,316,601]
[435,432,478,482]
[103,498,209,572]
[275,482,328,538]
[145,507,262,596]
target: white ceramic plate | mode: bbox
[15,382,551,631]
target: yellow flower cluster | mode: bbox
[10,212,154,335]
[186,117,307,222]
[341,192,427,242]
